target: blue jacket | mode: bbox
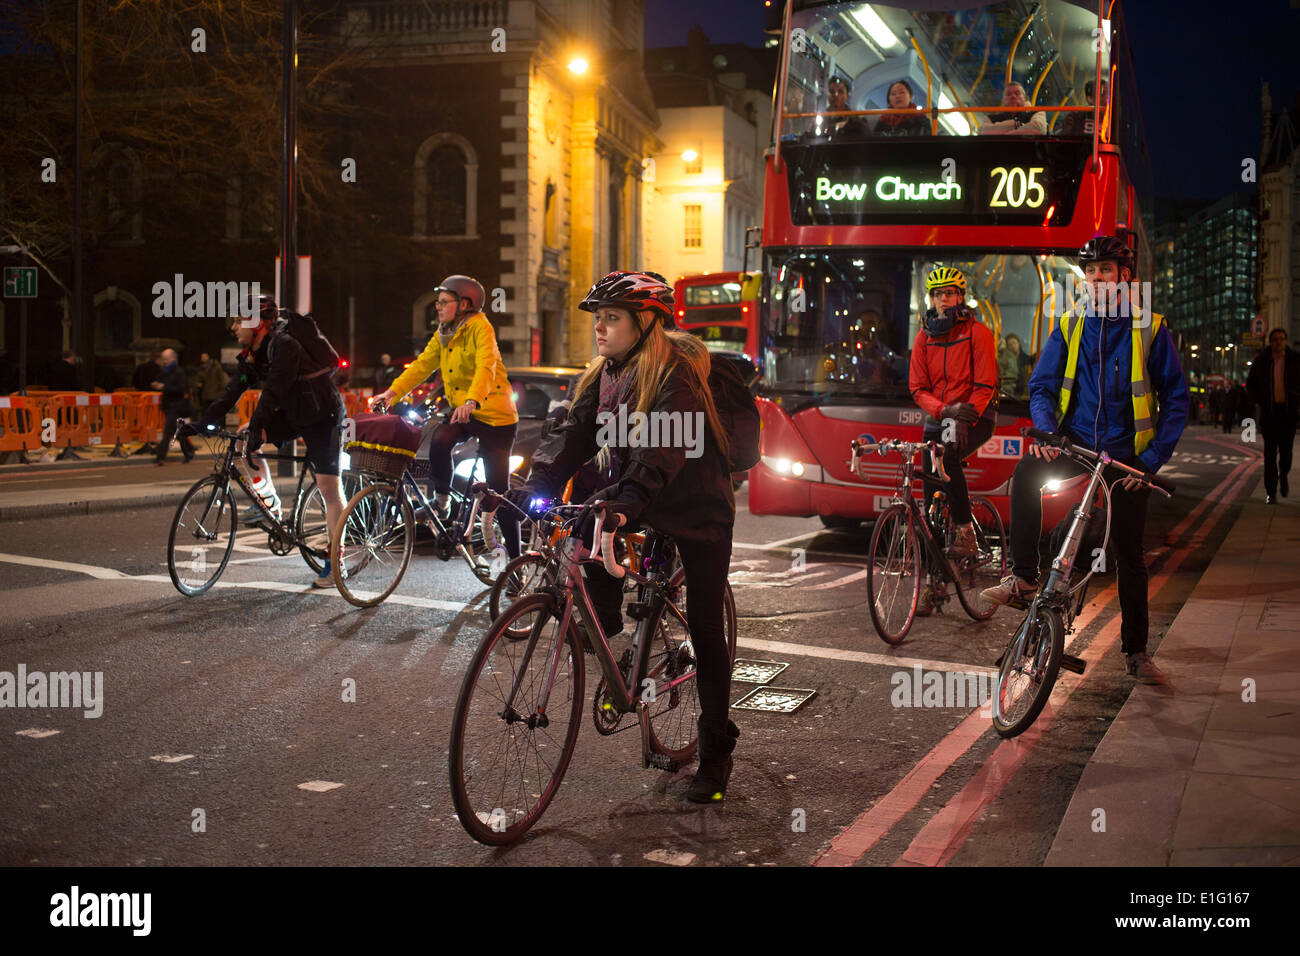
[1028,314,1189,472]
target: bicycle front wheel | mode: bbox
[866,504,922,645]
[449,593,585,846]
[488,551,553,637]
[332,482,414,607]
[992,606,1063,738]
[953,495,1008,622]
[168,475,238,596]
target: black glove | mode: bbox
[503,487,549,519]
[176,421,199,439]
[941,402,979,425]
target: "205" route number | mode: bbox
[988,166,1046,208]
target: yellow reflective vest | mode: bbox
[388,313,518,427]
[1057,309,1163,456]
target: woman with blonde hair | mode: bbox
[508,271,742,803]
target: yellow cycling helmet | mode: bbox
[925,266,967,293]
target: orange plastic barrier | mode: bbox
[236,390,261,428]
[0,395,44,453]
[43,392,93,449]
[235,389,377,427]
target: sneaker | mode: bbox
[981,574,1037,607]
[240,498,281,526]
[949,523,978,558]
[1125,652,1164,684]
[915,584,934,617]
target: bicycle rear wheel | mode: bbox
[449,593,585,845]
[293,468,328,574]
[642,578,738,761]
[488,551,553,638]
[992,607,1063,738]
[866,504,922,645]
[168,475,238,596]
[953,495,1008,621]
[332,482,414,607]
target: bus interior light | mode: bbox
[850,5,901,51]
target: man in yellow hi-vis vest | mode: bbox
[983,237,1190,684]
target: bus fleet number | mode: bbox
[988,166,1046,209]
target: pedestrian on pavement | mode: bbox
[507,271,744,804]
[981,236,1190,685]
[374,353,399,392]
[132,353,161,391]
[1208,386,1222,430]
[195,352,230,404]
[152,348,196,464]
[1226,381,1247,432]
[1246,328,1300,503]
[47,350,83,390]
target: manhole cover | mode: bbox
[731,659,789,684]
[1259,597,1300,632]
[731,687,818,713]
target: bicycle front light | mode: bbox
[1042,478,1063,492]
[509,455,525,473]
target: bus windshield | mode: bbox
[683,282,743,306]
[760,249,1080,402]
[780,0,1108,141]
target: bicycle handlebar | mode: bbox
[589,501,626,580]
[1021,427,1175,497]
[849,436,950,485]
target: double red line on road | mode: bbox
[813,444,1261,867]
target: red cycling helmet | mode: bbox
[579,271,675,328]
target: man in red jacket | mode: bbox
[908,266,999,613]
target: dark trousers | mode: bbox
[157,405,196,461]
[429,418,520,557]
[922,416,996,525]
[584,533,734,730]
[1263,402,1297,496]
[1009,451,1152,655]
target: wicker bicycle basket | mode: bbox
[345,444,413,479]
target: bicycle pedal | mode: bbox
[1005,596,1029,611]
[1059,654,1086,675]
[644,753,680,772]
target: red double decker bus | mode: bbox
[673,271,761,363]
[750,0,1151,530]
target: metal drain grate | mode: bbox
[731,686,818,713]
[730,659,789,684]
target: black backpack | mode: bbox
[272,312,340,377]
[709,356,761,473]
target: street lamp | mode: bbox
[567,56,589,75]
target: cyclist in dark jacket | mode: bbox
[510,271,740,804]
[191,295,346,587]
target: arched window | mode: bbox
[414,133,478,238]
[91,144,142,244]
[92,287,142,353]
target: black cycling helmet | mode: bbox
[578,271,675,328]
[1079,236,1135,276]
[435,275,486,315]
[239,292,278,323]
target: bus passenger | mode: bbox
[821,76,870,140]
[909,267,999,615]
[981,237,1190,684]
[978,82,1046,135]
[1059,79,1108,137]
[873,80,929,137]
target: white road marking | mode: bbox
[297,780,344,792]
[734,636,996,675]
[0,553,131,580]
[644,849,696,866]
[15,728,61,738]
[151,754,195,763]
[733,541,866,562]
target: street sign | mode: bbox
[1252,315,1265,337]
[3,266,36,298]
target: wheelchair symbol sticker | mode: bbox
[978,436,1023,458]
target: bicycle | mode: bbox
[448,496,738,845]
[850,436,1007,645]
[990,426,1175,738]
[329,406,508,607]
[166,427,333,596]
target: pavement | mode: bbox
[2,432,1297,867]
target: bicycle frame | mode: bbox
[208,430,315,537]
[852,437,962,578]
[503,509,690,768]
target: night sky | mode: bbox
[644,0,1300,205]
